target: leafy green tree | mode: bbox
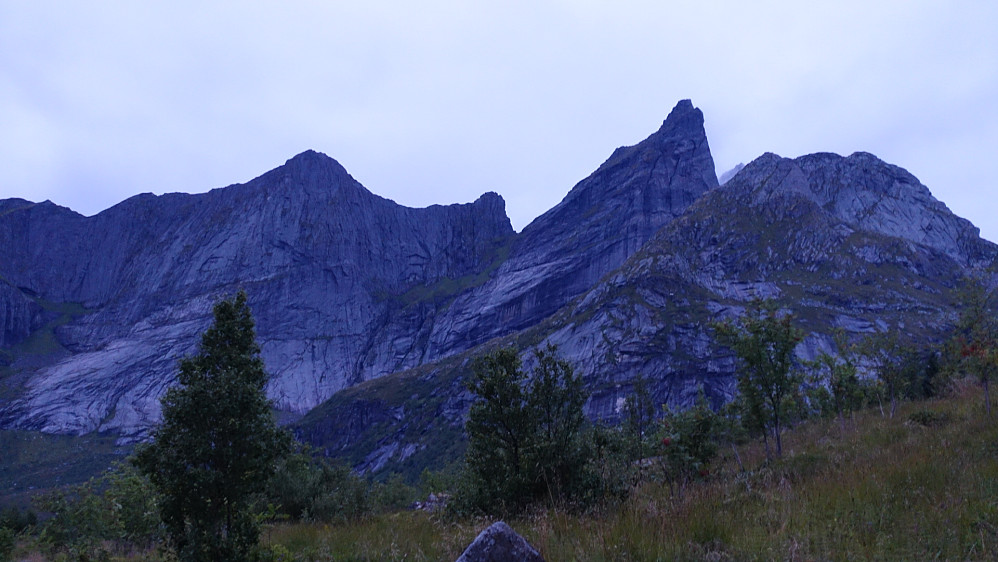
[622,374,656,460]
[134,291,290,561]
[459,346,533,513]
[807,330,863,431]
[952,276,998,415]
[457,344,598,515]
[34,460,161,559]
[714,300,803,459]
[264,449,369,523]
[527,345,590,501]
[859,329,911,418]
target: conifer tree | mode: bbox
[134,291,289,561]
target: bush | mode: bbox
[33,461,161,559]
[264,451,369,523]
[0,505,36,534]
[371,473,418,512]
[907,409,950,427]
[656,389,721,494]
[0,527,13,562]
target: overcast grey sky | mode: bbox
[2,1,996,241]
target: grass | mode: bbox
[265,383,998,561]
[0,430,127,507]
[10,383,998,560]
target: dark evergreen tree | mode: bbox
[134,291,290,561]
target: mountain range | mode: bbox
[1,100,993,475]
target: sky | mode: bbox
[1,1,996,240]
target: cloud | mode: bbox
[1,1,996,239]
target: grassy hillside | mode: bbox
[263,381,998,561]
[6,381,997,560]
[0,430,127,508]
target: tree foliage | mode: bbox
[134,291,290,561]
[714,300,803,459]
[656,388,721,494]
[33,461,160,560]
[859,329,912,418]
[952,276,998,415]
[807,330,864,430]
[621,374,656,462]
[456,345,601,515]
[263,449,370,523]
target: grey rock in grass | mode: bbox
[456,521,544,562]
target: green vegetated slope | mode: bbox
[273,384,998,561]
[0,430,126,507]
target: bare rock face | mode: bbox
[456,522,544,562]
[0,100,717,440]
[740,151,992,265]
[294,147,997,475]
[0,281,38,349]
[422,99,719,357]
[0,152,514,438]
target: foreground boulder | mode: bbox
[456,521,544,562]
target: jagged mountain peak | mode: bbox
[529,99,717,237]
[246,148,365,200]
[282,148,342,170]
[656,98,703,135]
[719,150,992,265]
[410,100,721,363]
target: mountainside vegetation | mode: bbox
[5,370,998,560]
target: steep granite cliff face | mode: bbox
[0,100,717,440]
[0,152,514,437]
[420,99,718,359]
[296,150,997,475]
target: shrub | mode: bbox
[33,460,162,559]
[656,389,721,494]
[0,527,13,562]
[264,451,369,523]
[0,505,36,534]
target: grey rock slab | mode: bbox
[456,521,544,562]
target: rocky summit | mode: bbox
[294,135,997,475]
[0,100,718,442]
[1,100,995,474]
[0,152,514,438]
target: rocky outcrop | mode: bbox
[456,522,544,562]
[742,152,992,265]
[719,162,745,184]
[0,282,37,349]
[0,151,515,438]
[0,100,717,440]
[421,99,718,358]
[295,148,997,475]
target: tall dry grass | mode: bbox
[262,383,998,560]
